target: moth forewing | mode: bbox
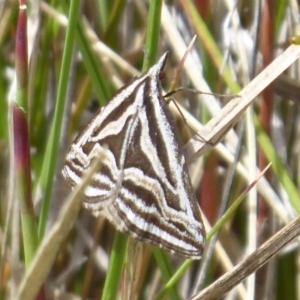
[62,52,206,259]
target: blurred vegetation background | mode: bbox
[0,0,300,299]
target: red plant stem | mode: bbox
[256,2,275,298]
[14,3,46,299]
[258,0,274,230]
[13,104,33,214]
[193,0,210,20]
[15,2,28,106]
[200,152,220,224]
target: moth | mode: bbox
[62,52,205,258]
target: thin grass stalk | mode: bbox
[142,0,163,71]
[104,0,127,48]
[29,3,55,149]
[254,114,300,213]
[38,0,81,238]
[258,0,275,229]
[257,8,275,296]
[152,248,181,300]
[69,3,110,104]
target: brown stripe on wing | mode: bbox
[109,186,204,258]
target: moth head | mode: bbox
[147,51,169,79]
